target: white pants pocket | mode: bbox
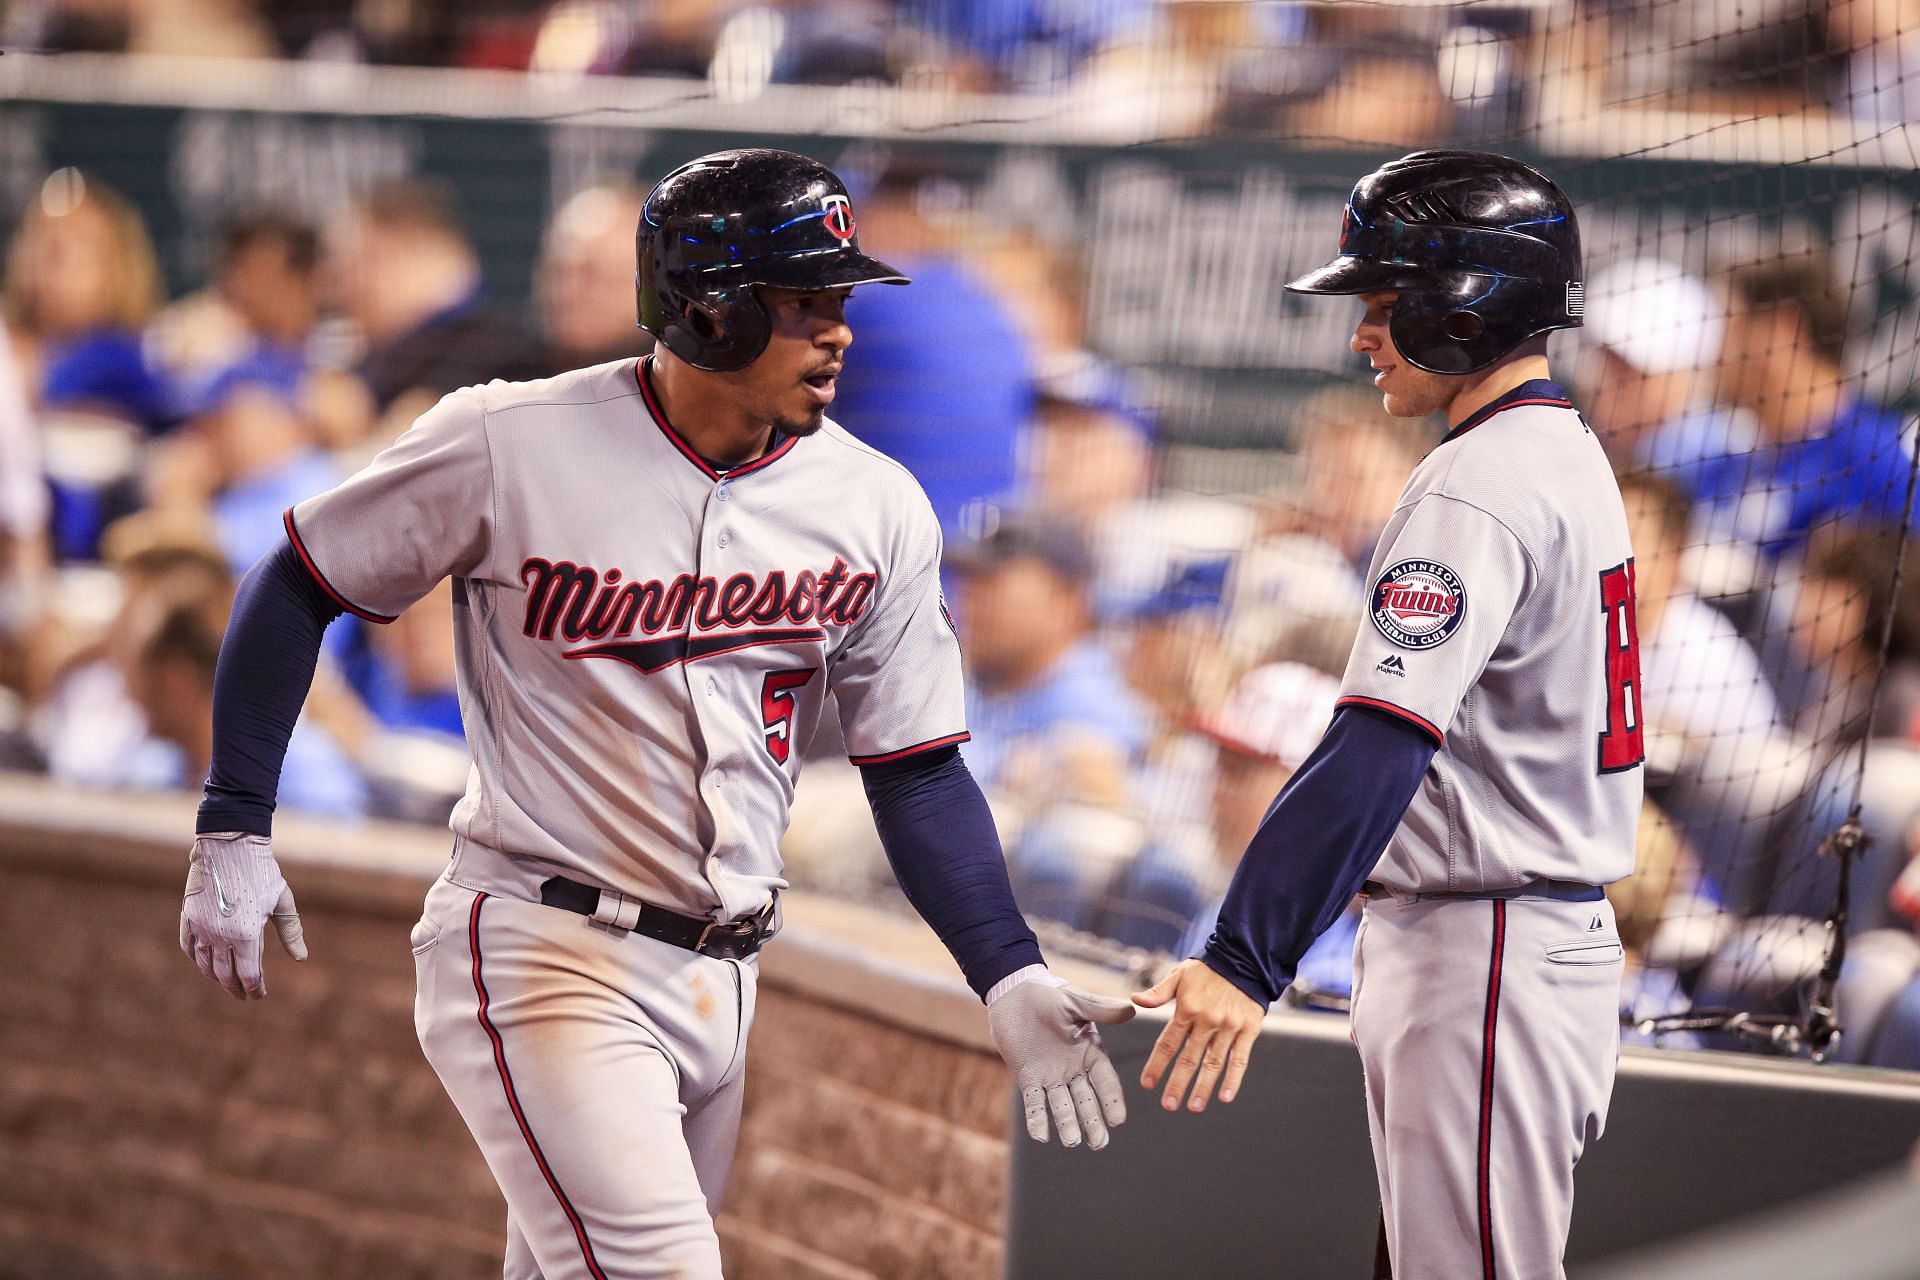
[1544,935,1624,966]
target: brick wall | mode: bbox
[0,780,1041,1280]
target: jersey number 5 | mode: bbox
[1597,561,1645,774]
[762,668,818,764]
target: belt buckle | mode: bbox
[696,897,778,958]
[696,917,750,957]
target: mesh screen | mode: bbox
[10,0,1920,1064]
[758,0,1920,1063]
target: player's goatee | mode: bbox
[778,410,828,437]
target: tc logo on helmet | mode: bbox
[1370,558,1466,649]
[822,194,855,242]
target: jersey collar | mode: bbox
[635,357,800,482]
[1439,378,1574,446]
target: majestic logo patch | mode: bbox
[822,194,855,242]
[1370,558,1465,650]
[1375,655,1406,678]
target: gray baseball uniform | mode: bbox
[288,356,968,1278]
[1336,383,1642,1279]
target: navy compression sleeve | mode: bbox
[861,746,1046,999]
[1199,705,1437,1008]
[196,537,343,836]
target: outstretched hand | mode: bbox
[988,979,1136,1150]
[1133,959,1265,1113]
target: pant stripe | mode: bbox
[469,893,610,1280]
[1477,899,1507,1280]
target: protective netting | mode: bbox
[5,0,1919,1068]
[771,0,1920,1067]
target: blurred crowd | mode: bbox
[0,167,643,831]
[7,0,1920,142]
[11,110,1920,1072]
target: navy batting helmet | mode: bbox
[1286,150,1583,375]
[635,149,909,373]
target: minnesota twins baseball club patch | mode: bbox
[1370,558,1466,650]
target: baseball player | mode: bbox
[1135,151,1641,1279]
[178,148,1134,1280]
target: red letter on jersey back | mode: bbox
[1598,561,1645,774]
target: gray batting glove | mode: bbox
[179,832,308,1001]
[987,970,1135,1150]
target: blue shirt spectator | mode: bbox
[1638,405,1757,502]
[139,719,369,822]
[836,256,1032,533]
[128,598,369,822]
[949,508,1149,793]
[1582,256,1759,501]
[1708,253,1915,557]
[1686,398,1917,558]
[357,579,466,743]
[186,348,342,574]
[358,661,465,739]
[170,721,368,821]
[215,449,340,573]
[899,0,1153,89]
[41,330,175,433]
[277,718,372,820]
[964,636,1149,784]
[40,331,177,560]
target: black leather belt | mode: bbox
[1361,878,1604,903]
[538,876,777,960]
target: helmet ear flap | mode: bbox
[636,216,774,371]
[1389,293,1483,375]
[1388,279,1541,375]
[664,286,772,373]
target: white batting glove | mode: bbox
[986,966,1135,1150]
[179,832,308,1000]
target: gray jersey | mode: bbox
[1337,386,1644,892]
[290,357,966,918]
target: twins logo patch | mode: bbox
[1370,558,1465,650]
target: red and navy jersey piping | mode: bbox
[635,357,799,481]
[1439,378,1575,446]
[848,731,972,766]
[1336,695,1443,747]
[282,508,395,624]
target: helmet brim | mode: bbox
[1285,255,1429,296]
[746,249,911,292]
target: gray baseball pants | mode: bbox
[1352,891,1623,1280]
[411,874,756,1280]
